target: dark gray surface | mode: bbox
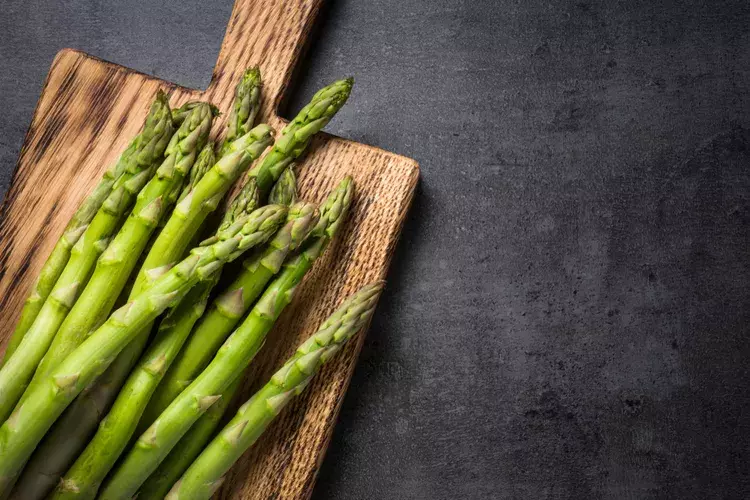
[1,1,750,498]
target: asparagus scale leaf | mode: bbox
[178,143,217,204]
[0,204,287,495]
[167,282,383,500]
[0,91,174,424]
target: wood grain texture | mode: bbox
[0,0,418,498]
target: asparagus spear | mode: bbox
[51,203,317,500]
[141,177,352,433]
[7,143,219,500]
[99,181,352,498]
[0,92,174,423]
[1,140,139,367]
[268,166,298,205]
[26,102,215,390]
[137,376,242,499]
[166,282,383,500]
[249,78,353,198]
[220,67,262,155]
[0,205,287,495]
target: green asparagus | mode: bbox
[10,88,271,499]
[98,179,353,498]
[94,125,273,405]
[1,140,139,367]
[220,67,262,155]
[0,204,287,495]
[121,123,274,374]
[0,92,174,423]
[249,78,353,197]
[143,178,353,496]
[134,123,273,294]
[137,376,242,499]
[141,177,353,433]
[167,282,383,500]
[51,203,317,500]
[26,102,215,390]
[8,143,219,500]
[268,166,298,205]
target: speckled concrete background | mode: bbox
[1,1,749,498]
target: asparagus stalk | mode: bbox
[137,376,242,499]
[0,205,287,494]
[7,143,219,500]
[141,177,352,433]
[167,282,382,500]
[26,102,215,390]
[99,180,352,498]
[51,204,317,500]
[1,140,139,367]
[0,92,174,423]
[220,67,262,155]
[249,78,353,197]
[268,166,298,205]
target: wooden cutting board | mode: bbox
[0,0,418,498]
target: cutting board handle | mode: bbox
[205,0,325,119]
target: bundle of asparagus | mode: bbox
[0,67,377,500]
[11,69,270,498]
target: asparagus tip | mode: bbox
[241,66,262,87]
